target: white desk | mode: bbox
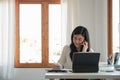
[45,71,120,80]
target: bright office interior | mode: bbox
[0,0,120,80]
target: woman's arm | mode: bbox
[52,45,70,69]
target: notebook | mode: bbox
[72,52,100,73]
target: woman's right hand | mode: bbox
[52,63,61,69]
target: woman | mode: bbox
[52,26,94,80]
[53,26,93,69]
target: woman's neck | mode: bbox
[77,48,80,52]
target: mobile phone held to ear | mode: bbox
[80,45,83,51]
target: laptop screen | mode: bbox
[72,52,100,73]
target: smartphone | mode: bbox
[80,45,83,51]
[80,40,85,51]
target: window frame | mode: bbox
[108,0,112,57]
[15,0,60,68]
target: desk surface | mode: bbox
[45,71,120,79]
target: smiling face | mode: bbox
[73,34,85,49]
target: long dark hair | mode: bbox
[70,26,90,61]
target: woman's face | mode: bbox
[73,34,85,48]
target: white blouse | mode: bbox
[58,45,94,69]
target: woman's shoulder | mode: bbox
[89,48,94,52]
[62,45,71,52]
[60,45,71,57]
[63,45,70,49]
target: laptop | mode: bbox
[72,52,100,73]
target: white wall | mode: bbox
[14,68,48,80]
[93,0,108,62]
[14,0,108,80]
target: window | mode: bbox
[112,0,120,64]
[20,4,42,63]
[15,0,61,68]
[49,4,62,63]
[112,0,120,54]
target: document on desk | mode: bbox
[47,69,67,72]
[47,69,71,73]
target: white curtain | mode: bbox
[0,0,15,80]
[61,0,81,45]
